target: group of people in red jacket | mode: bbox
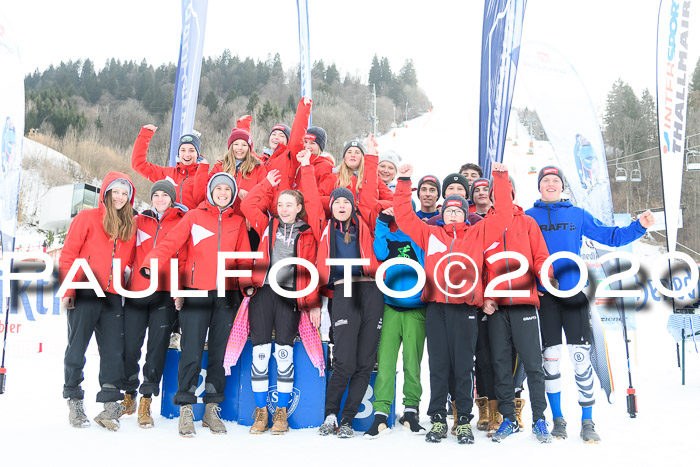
[58,96,655,445]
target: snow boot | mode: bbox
[399,409,426,434]
[270,407,289,435]
[318,414,338,436]
[491,418,519,443]
[487,400,503,438]
[94,401,125,431]
[202,403,226,434]
[580,419,601,443]
[551,417,567,439]
[68,398,90,428]
[425,414,448,443]
[364,413,389,439]
[514,398,526,430]
[455,416,475,445]
[120,392,137,416]
[337,418,354,438]
[532,419,553,443]
[475,397,489,431]
[250,407,269,434]
[178,404,196,437]
[137,396,154,428]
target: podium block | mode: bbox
[331,370,396,432]
[238,340,327,429]
[160,349,240,421]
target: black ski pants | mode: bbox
[249,284,300,346]
[174,290,238,405]
[325,282,384,421]
[123,291,176,397]
[63,291,124,402]
[475,309,496,399]
[488,304,547,422]
[426,302,478,421]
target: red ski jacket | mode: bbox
[59,172,137,299]
[318,171,394,219]
[394,170,514,306]
[307,155,380,293]
[131,127,201,209]
[482,205,553,307]
[240,176,321,311]
[263,99,334,215]
[192,160,267,216]
[141,175,253,292]
[128,204,188,292]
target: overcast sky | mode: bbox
[2,0,698,127]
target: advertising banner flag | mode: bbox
[656,0,692,255]
[478,0,527,176]
[168,0,208,166]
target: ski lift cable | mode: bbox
[607,131,700,164]
[648,231,700,258]
[607,143,700,166]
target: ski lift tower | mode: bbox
[366,84,378,135]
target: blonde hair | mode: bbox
[102,193,135,242]
[335,156,365,191]
[221,145,261,180]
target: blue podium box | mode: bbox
[330,369,396,432]
[238,340,327,429]
[160,349,240,421]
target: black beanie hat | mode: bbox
[442,173,470,198]
[538,166,565,190]
[304,126,327,152]
[417,175,441,198]
[342,140,366,158]
[178,134,201,156]
[269,124,291,142]
[150,180,177,203]
[441,195,469,219]
[329,187,355,213]
[470,178,491,203]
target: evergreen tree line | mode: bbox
[24,51,431,166]
[604,58,700,259]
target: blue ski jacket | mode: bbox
[526,200,647,291]
[373,214,426,310]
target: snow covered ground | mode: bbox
[2,109,698,466]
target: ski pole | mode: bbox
[1,296,10,394]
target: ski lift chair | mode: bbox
[615,167,628,182]
[631,161,642,182]
[686,150,700,171]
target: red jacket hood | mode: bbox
[99,171,136,214]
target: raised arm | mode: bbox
[131,125,167,182]
[479,165,514,247]
[297,149,326,242]
[288,97,312,159]
[241,172,277,237]
[393,164,433,251]
[582,210,648,247]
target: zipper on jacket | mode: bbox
[503,230,513,306]
[260,218,276,285]
[445,225,457,304]
[106,239,117,290]
[179,171,189,203]
[152,210,170,248]
[218,211,222,251]
[191,262,195,286]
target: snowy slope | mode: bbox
[1,111,698,466]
